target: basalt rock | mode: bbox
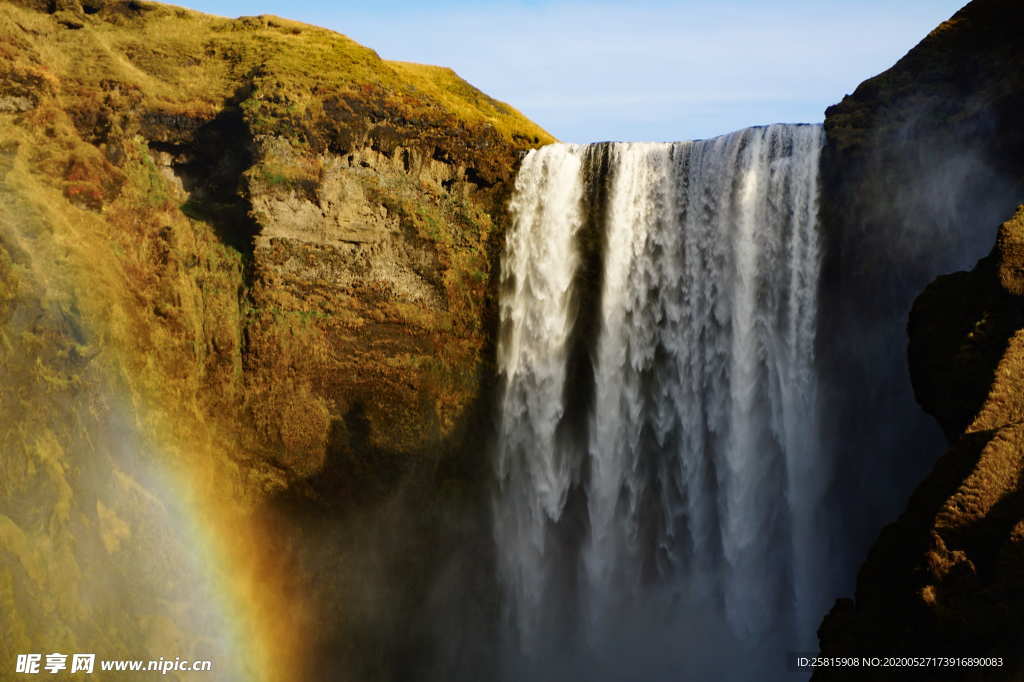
[815,207,1024,681]
[815,1,1024,678]
[816,0,1024,633]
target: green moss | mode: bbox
[127,140,171,208]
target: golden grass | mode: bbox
[388,60,553,143]
[0,2,553,144]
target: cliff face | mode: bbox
[816,0,1024,676]
[816,207,1024,678]
[816,0,1024,608]
[0,1,550,679]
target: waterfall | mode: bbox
[494,125,826,679]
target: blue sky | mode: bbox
[174,0,966,142]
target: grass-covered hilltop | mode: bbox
[0,1,550,679]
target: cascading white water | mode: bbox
[494,125,826,678]
[494,143,588,650]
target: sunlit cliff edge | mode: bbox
[0,1,550,679]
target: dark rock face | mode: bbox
[817,0,1024,609]
[815,0,1024,674]
[816,208,1024,680]
[906,201,1024,441]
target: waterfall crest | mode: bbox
[494,125,826,679]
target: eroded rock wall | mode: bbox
[817,0,1024,606]
[815,0,1024,676]
[0,2,551,679]
[815,207,1024,680]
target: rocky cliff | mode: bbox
[816,0,1024,677]
[0,1,551,679]
[816,207,1024,679]
[816,0,1024,623]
